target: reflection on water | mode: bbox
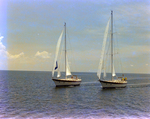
[0,71,150,118]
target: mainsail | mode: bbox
[112,64,116,76]
[97,18,110,79]
[56,42,64,78]
[57,68,61,77]
[56,59,61,78]
[52,29,64,77]
[66,53,72,76]
[103,62,107,78]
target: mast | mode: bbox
[111,11,113,80]
[64,22,67,79]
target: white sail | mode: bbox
[103,70,106,78]
[112,64,116,76]
[103,67,106,78]
[103,50,107,78]
[97,18,110,79]
[56,43,64,78]
[66,53,71,76]
[102,58,106,78]
[57,60,61,77]
[57,69,61,77]
[52,29,64,77]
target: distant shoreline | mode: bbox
[0,70,150,75]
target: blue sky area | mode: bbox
[0,0,150,73]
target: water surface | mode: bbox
[0,71,150,118]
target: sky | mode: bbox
[0,0,150,73]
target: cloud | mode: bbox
[7,52,24,59]
[0,36,6,51]
[0,34,52,70]
[0,35,24,59]
[35,51,51,58]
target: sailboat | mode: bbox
[52,23,81,87]
[97,11,127,89]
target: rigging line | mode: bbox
[66,27,77,73]
[60,33,65,73]
[113,20,117,73]
[114,19,119,72]
[62,27,66,73]
[105,31,111,75]
[114,18,123,73]
[106,30,111,56]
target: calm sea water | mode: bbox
[0,71,150,119]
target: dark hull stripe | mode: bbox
[102,86,126,89]
[56,84,80,87]
[52,79,81,83]
[99,80,127,84]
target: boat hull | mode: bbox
[52,78,81,87]
[99,80,127,89]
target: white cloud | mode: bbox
[0,35,24,59]
[7,52,24,59]
[0,36,6,51]
[35,51,51,58]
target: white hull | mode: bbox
[99,79,127,89]
[52,78,81,87]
